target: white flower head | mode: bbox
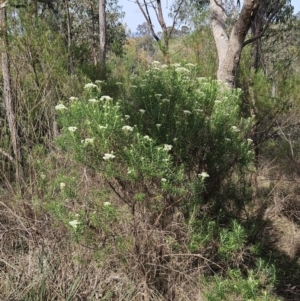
[116,82,123,85]
[69,220,80,229]
[156,124,161,128]
[124,115,130,119]
[98,125,107,130]
[55,104,67,111]
[88,98,98,103]
[103,153,115,160]
[152,60,160,65]
[100,95,112,101]
[161,178,167,182]
[247,138,253,144]
[127,168,133,174]
[95,80,104,84]
[84,83,98,90]
[186,63,196,67]
[175,67,190,73]
[130,85,137,88]
[139,109,146,114]
[161,64,168,69]
[198,172,210,178]
[122,125,134,132]
[214,100,222,104]
[163,144,173,151]
[83,138,94,144]
[155,94,162,98]
[171,63,181,67]
[231,126,240,132]
[60,182,66,190]
[103,201,111,206]
[143,135,152,141]
[183,110,192,115]
[69,97,78,101]
[68,126,77,132]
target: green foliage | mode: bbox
[204,261,279,301]
[218,220,247,260]
[124,62,254,210]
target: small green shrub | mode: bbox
[204,260,279,301]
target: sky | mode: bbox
[122,0,300,33]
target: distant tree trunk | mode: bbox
[0,1,24,188]
[99,0,106,78]
[135,0,185,64]
[64,0,74,74]
[210,0,259,88]
[90,1,98,66]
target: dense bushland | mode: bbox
[1,2,300,301]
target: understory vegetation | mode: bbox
[1,2,300,301]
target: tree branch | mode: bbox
[135,0,160,41]
[243,2,283,47]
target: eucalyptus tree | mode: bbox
[209,0,294,88]
[134,0,187,63]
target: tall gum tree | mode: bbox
[210,0,259,88]
[209,0,292,88]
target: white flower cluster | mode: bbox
[143,135,152,141]
[84,83,98,90]
[88,98,98,103]
[163,144,173,151]
[68,126,77,132]
[100,95,112,101]
[103,153,115,160]
[55,104,67,111]
[69,96,78,101]
[82,138,94,144]
[231,126,240,132]
[122,125,134,132]
[69,220,80,229]
[198,172,209,178]
[175,67,190,73]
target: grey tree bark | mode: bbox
[0,0,24,188]
[210,0,259,88]
[64,0,74,74]
[99,0,106,77]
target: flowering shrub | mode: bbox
[123,62,254,211]
[54,67,257,298]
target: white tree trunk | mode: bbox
[210,0,259,88]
